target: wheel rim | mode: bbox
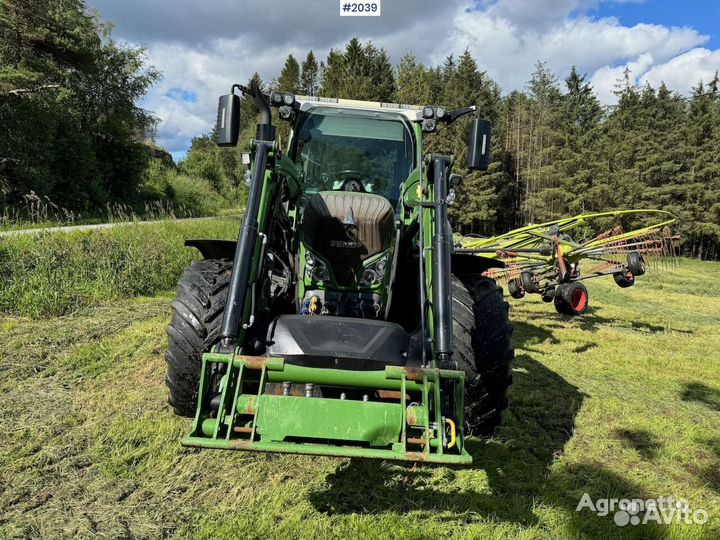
[571,288,587,312]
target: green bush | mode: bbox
[164,174,226,216]
[140,160,228,217]
[0,218,239,317]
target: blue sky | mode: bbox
[597,0,719,49]
[87,0,720,162]
[165,88,197,104]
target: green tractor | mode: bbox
[166,80,513,464]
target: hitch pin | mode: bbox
[445,418,457,449]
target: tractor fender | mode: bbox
[185,239,237,260]
[451,253,505,278]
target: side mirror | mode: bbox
[216,94,240,147]
[467,118,492,171]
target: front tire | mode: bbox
[452,276,514,436]
[166,259,232,416]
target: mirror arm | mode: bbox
[229,82,273,130]
[445,105,477,125]
[231,83,250,96]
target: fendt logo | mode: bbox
[343,207,356,227]
[332,207,363,248]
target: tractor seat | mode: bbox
[266,315,411,371]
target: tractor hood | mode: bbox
[302,192,394,285]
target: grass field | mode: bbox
[0,218,238,317]
[1,258,719,539]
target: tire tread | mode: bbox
[165,259,232,416]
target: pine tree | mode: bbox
[369,47,395,102]
[500,91,532,228]
[394,54,439,106]
[277,54,300,94]
[300,50,320,96]
[320,38,395,101]
[563,66,602,136]
[522,62,564,222]
[441,55,455,84]
[238,73,264,141]
[684,74,720,258]
[439,50,503,233]
[0,0,98,96]
[555,67,603,214]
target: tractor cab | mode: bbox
[287,99,422,321]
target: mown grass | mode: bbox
[0,259,719,539]
[0,218,239,317]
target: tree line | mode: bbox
[0,0,161,213]
[237,38,718,259]
[2,0,252,221]
[2,0,718,259]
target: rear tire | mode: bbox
[508,278,525,299]
[166,259,232,416]
[520,271,539,293]
[541,287,556,303]
[627,252,646,276]
[553,281,589,316]
[452,276,514,436]
[613,271,635,288]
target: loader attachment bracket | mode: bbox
[180,350,471,464]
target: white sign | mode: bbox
[340,0,381,16]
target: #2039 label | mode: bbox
[340,0,381,16]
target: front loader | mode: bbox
[165,80,514,464]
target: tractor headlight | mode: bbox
[362,269,378,286]
[304,250,330,283]
[305,251,330,281]
[270,92,296,108]
[312,265,329,282]
[360,254,389,286]
[422,118,437,133]
[279,105,293,120]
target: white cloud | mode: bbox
[483,0,597,33]
[640,47,720,92]
[90,0,463,49]
[440,9,706,96]
[139,38,310,157]
[87,0,720,157]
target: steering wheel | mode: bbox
[333,169,373,193]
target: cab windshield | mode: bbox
[291,107,416,206]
